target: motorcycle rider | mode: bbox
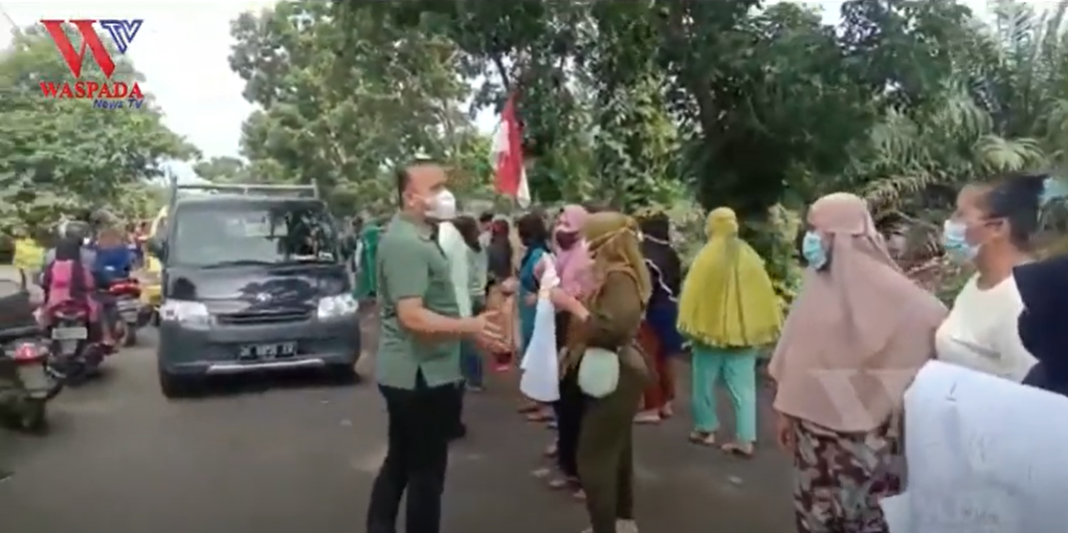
[90,226,136,339]
[39,223,112,345]
[91,226,136,284]
[41,220,96,267]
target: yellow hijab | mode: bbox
[677,207,782,348]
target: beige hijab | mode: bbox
[769,193,947,433]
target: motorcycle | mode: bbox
[0,340,64,433]
[108,278,149,346]
[42,302,107,386]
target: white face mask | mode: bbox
[425,189,456,220]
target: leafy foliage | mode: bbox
[0,25,192,235]
[222,0,1068,300]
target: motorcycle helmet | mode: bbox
[57,219,91,243]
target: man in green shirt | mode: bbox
[366,161,501,533]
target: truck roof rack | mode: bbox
[167,175,319,210]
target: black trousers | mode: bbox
[366,373,460,533]
[553,369,586,479]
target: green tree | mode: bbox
[229,1,481,212]
[193,156,251,183]
[0,25,195,231]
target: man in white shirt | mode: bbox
[428,191,471,319]
[426,190,471,439]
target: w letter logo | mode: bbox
[39,19,143,79]
[99,19,143,54]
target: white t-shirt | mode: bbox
[437,221,472,318]
[935,274,1036,382]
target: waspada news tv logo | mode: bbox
[39,19,145,110]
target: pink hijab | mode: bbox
[554,205,595,297]
[769,193,946,433]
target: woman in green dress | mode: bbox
[353,222,381,300]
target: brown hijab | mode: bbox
[769,193,947,432]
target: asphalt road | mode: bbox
[0,316,794,533]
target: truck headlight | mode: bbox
[159,300,211,326]
[317,294,358,319]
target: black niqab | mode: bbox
[1015,254,1068,397]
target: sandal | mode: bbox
[531,467,553,479]
[688,430,716,446]
[526,410,553,423]
[544,443,558,458]
[633,411,661,424]
[720,442,755,459]
[518,403,540,414]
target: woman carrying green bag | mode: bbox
[560,212,652,533]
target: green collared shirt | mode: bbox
[374,213,462,389]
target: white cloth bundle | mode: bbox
[520,257,560,402]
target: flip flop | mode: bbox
[547,477,570,489]
[531,467,553,479]
[526,411,553,422]
[688,430,716,447]
[720,442,755,459]
[517,403,540,414]
[633,412,661,424]
[544,443,558,458]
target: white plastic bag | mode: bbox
[520,258,560,402]
[577,347,620,398]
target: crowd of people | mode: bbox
[356,162,1067,533]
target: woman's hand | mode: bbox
[548,287,588,320]
[524,293,538,305]
[775,412,796,454]
[500,277,518,295]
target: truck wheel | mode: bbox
[328,364,359,385]
[158,368,197,399]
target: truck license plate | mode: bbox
[238,342,296,359]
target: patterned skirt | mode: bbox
[792,418,902,533]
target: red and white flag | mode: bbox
[491,93,530,207]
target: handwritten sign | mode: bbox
[880,361,1068,533]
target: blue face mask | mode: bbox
[942,220,978,262]
[802,231,827,269]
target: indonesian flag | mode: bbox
[491,94,531,207]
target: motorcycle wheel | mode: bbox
[18,401,48,434]
[2,400,48,434]
[124,327,138,347]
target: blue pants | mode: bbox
[690,344,758,443]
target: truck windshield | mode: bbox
[169,202,338,268]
